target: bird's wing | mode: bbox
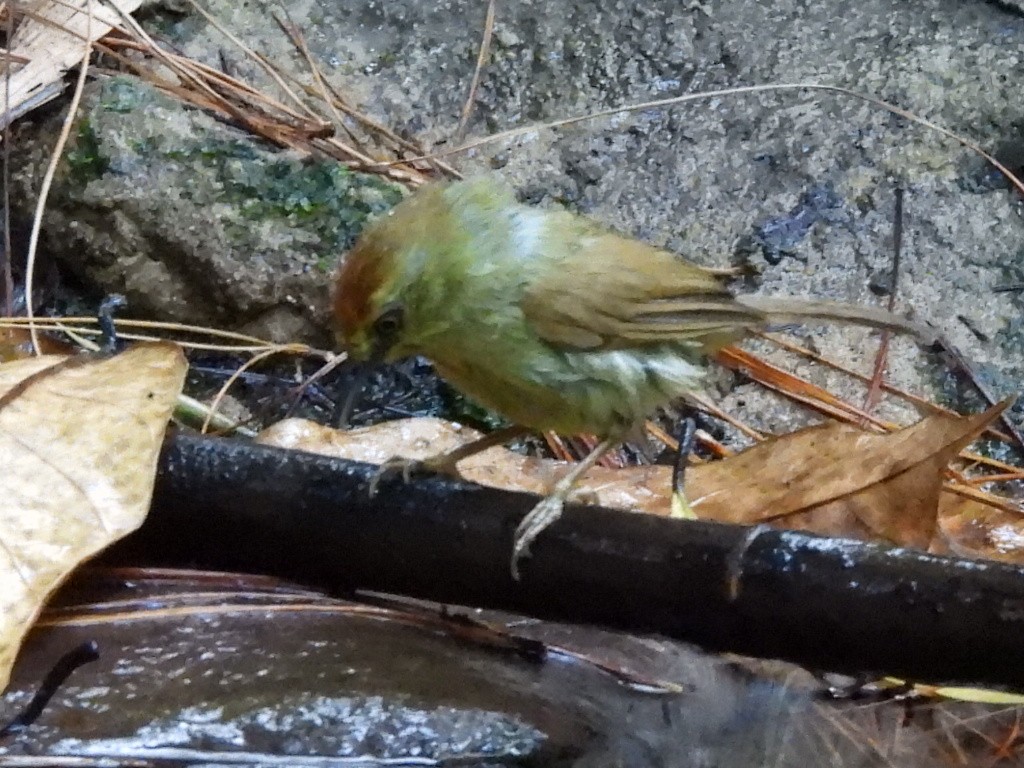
[521,222,765,352]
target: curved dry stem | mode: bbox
[287,350,347,410]
[453,0,496,140]
[24,0,93,355]
[183,0,320,121]
[0,316,335,356]
[200,344,308,434]
[385,82,1024,195]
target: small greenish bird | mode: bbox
[333,178,931,578]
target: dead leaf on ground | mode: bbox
[0,343,187,691]
[259,404,1008,553]
[2,0,144,128]
[0,326,73,362]
[935,492,1024,563]
[691,403,1006,548]
[256,417,672,513]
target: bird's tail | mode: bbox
[736,295,936,343]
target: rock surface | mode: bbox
[11,0,1024,430]
[12,77,403,342]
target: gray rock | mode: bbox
[12,77,403,342]
[13,0,1024,432]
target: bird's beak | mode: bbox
[337,364,368,428]
[336,339,387,428]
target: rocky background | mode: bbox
[10,0,1024,435]
[5,3,1024,764]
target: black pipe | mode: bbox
[112,432,1024,689]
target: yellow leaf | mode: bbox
[0,343,187,691]
[928,686,1024,704]
[897,678,1024,704]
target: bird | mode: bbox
[332,177,932,578]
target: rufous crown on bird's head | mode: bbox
[332,184,450,361]
[332,223,407,361]
[333,179,508,361]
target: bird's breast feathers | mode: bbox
[431,339,705,436]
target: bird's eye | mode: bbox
[373,305,404,338]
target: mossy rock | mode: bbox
[12,76,404,342]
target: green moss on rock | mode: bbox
[64,119,109,184]
[14,76,407,341]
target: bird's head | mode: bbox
[331,215,412,363]
[332,183,462,363]
[333,178,521,365]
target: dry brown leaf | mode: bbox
[935,492,1024,563]
[0,343,186,691]
[2,0,143,128]
[0,326,74,362]
[690,404,1004,547]
[260,405,1006,552]
[257,417,673,513]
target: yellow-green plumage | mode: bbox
[334,179,764,436]
[333,176,932,576]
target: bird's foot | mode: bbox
[367,453,462,497]
[670,415,698,519]
[509,436,617,580]
[670,490,697,519]
[510,495,565,580]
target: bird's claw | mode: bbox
[367,457,426,497]
[510,496,565,580]
[367,454,463,497]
